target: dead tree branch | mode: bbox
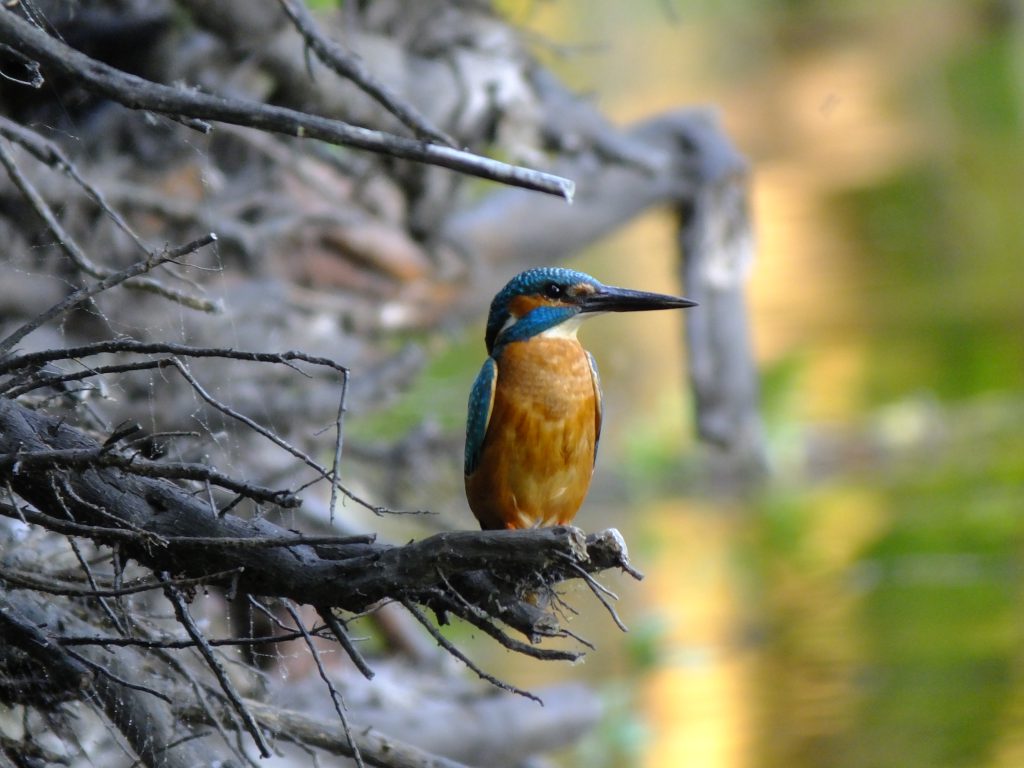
[0,395,639,643]
[190,697,472,768]
[0,7,574,200]
[0,234,217,358]
[0,132,217,312]
[2,589,233,766]
[275,0,455,147]
[0,2,760,764]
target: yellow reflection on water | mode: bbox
[640,504,753,768]
[482,5,1024,768]
[636,487,887,768]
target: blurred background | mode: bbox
[347,1,1024,766]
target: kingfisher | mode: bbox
[465,267,696,531]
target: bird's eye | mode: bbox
[544,282,564,299]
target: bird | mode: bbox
[464,267,696,531]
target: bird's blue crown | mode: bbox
[485,267,600,353]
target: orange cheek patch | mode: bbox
[509,294,559,317]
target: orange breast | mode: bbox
[466,337,599,530]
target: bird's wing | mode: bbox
[464,356,498,476]
[587,351,603,465]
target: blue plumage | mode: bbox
[465,266,695,530]
[493,305,577,348]
[586,351,603,465]
[484,268,601,352]
[464,356,497,475]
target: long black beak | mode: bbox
[579,285,697,314]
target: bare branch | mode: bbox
[317,605,376,681]
[0,338,345,378]
[0,396,638,653]
[401,599,540,703]
[65,648,174,704]
[189,697,475,768]
[328,367,349,522]
[162,574,273,758]
[275,0,455,147]
[0,500,372,551]
[0,564,243,598]
[0,8,574,200]
[0,137,217,312]
[55,628,323,649]
[0,445,300,507]
[282,600,365,768]
[0,601,92,704]
[565,559,628,632]
[0,234,217,358]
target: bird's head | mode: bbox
[485,267,697,353]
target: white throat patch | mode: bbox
[538,315,584,340]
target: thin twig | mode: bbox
[0,338,344,376]
[246,596,301,636]
[0,565,243,599]
[437,570,582,662]
[0,10,575,200]
[65,649,173,704]
[4,357,179,398]
[557,627,596,650]
[162,574,273,758]
[282,600,365,768]
[0,138,215,311]
[0,445,298,507]
[187,698,475,768]
[0,500,168,546]
[0,233,217,358]
[1,340,397,516]
[316,605,375,680]
[328,368,348,522]
[165,357,333,500]
[2,498,369,552]
[49,475,129,635]
[275,0,455,146]
[401,599,542,704]
[0,116,155,258]
[565,561,628,632]
[55,628,321,649]
[153,645,260,768]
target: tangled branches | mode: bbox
[0,0,757,765]
[0,342,638,768]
